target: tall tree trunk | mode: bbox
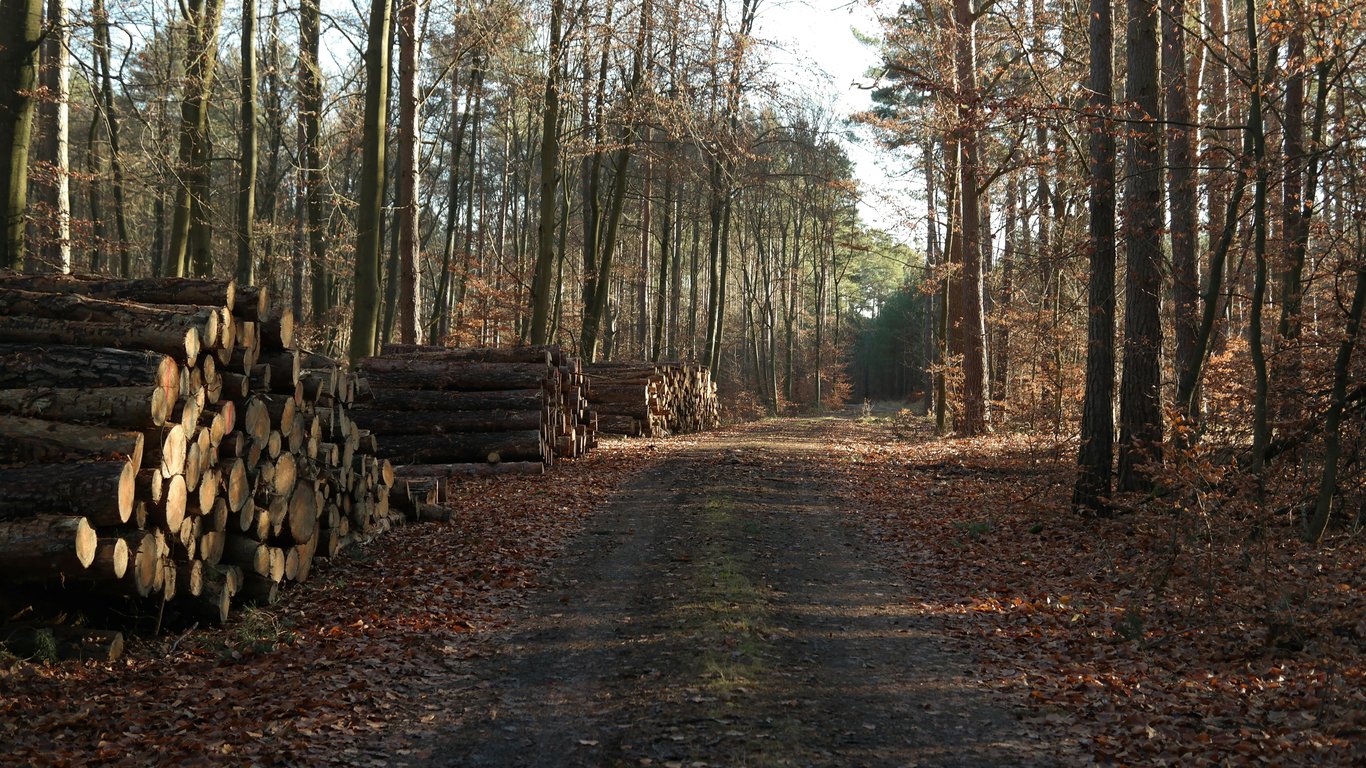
[395,0,422,343]
[258,0,283,290]
[1244,0,1269,481]
[637,137,651,358]
[300,0,327,320]
[995,174,1015,408]
[167,0,223,278]
[953,0,989,435]
[92,0,130,276]
[431,64,472,344]
[923,133,939,414]
[1306,236,1366,544]
[1074,0,1117,512]
[236,0,258,285]
[34,0,69,273]
[1165,0,1198,405]
[0,0,43,269]
[347,0,392,362]
[1202,0,1229,336]
[582,0,649,362]
[652,164,672,362]
[527,0,564,344]
[1116,0,1165,492]
[454,60,484,316]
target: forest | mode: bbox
[0,0,1363,763]
[0,0,915,415]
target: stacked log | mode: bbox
[585,362,720,437]
[354,345,596,482]
[0,273,393,658]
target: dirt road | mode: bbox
[410,418,1042,767]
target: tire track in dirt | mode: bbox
[407,418,1044,767]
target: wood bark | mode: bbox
[236,0,258,286]
[0,459,135,525]
[1307,254,1366,543]
[166,0,224,278]
[356,359,549,391]
[91,0,130,274]
[0,385,172,428]
[380,344,555,365]
[0,344,179,395]
[350,408,542,435]
[0,314,203,363]
[1164,0,1198,397]
[0,625,123,661]
[0,273,237,310]
[0,0,42,269]
[35,0,70,273]
[1074,0,1117,513]
[952,0,989,435]
[393,461,543,478]
[1116,0,1165,492]
[348,0,392,361]
[395,0,422,344]
[0,414,144,468]
[360,387,546,412]
[528,0,565,344]
[0,514,97,572]
[377,430,545,464]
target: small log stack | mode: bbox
[0,273,393,659]
[585,361,721,437]
[354,344,596,480]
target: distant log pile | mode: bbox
[0,273,393,660]
[585,362,720,437]
[354,344,596,479]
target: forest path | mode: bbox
[411,417,1041,767]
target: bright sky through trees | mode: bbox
[756,0,917,242]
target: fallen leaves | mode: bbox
[821,415,1365,767]
[0,435,675,766]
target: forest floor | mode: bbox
[0,413,1361,766]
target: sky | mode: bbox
[752,0,920,244]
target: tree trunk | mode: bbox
[166,0,224,278]
[359,387,546,413]
[1244,0,1269,482]
[34,0,70,273]
[395,0,422,344]
[0,343,179,393]
[1116,0,1164,492]
[299,0,328,321]
[0,385,172,428]
[953,0,989,435]
[377,430,546,464]
[582,0,650,362]
[0,461,135,526]
[236,0,258,286]
[0,0,42,269]
[528,0,564,344]
[348,0,392,362]
[0,515,97,577]
[1306,243,1366,544]
[350,408,542,435]
[92,0,130,276]
[1164,0,1198,402]
[1073,0,1117,512]
[356,359,549,391]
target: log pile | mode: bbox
[585,361,721,437]
[354,344,596,480]
[0,273,393,658]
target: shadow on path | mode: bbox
[410,418,1044,767]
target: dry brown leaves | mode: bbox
[819,415,1364,767]
[0,437,674,766]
